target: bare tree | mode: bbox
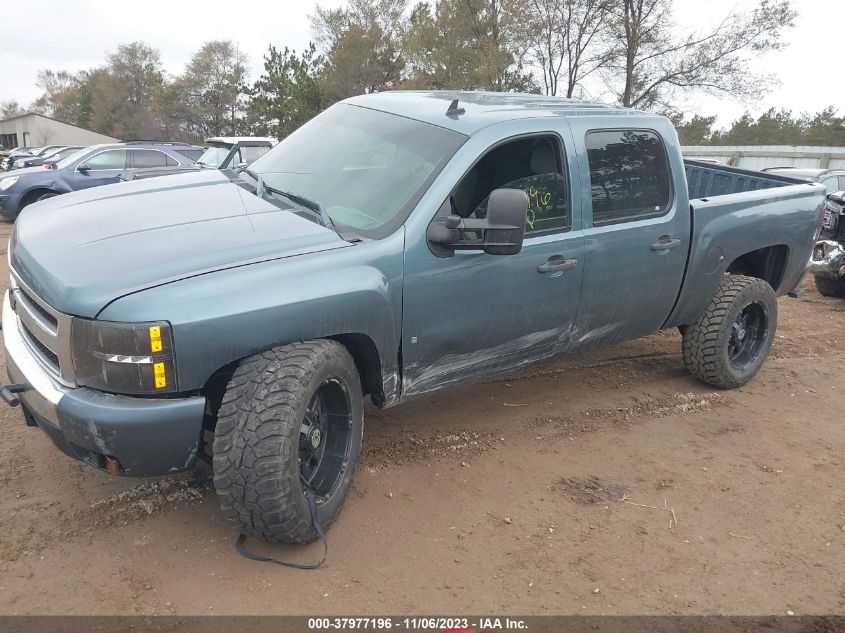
[515,0,617,97]
[0,100,25,119]
[611,0,797,109]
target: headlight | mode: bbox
[0,176,19,190]
[71,319,177,394]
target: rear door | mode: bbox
[73,149,127,190]
[566,121,690,351]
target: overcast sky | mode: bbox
[0,0,835,128]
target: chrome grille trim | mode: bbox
[9,271,76,386]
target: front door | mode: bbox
[74,149,127,190]
[401,131,585,396]
[566,121,691,351]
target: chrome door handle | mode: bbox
[537,256,577,273]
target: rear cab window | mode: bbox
[585,129,673,225]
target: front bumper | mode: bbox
[809,240,845,280]
[2,292,206,476]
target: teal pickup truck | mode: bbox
[2,92,826,544]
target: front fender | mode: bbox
[97,231,405,399]
[18,178,71,203]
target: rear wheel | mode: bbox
[213,340,363,544]
[682,275,777,389]
[814,275,845,298]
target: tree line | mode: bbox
[0,0,810,145]
[673,108,845,147]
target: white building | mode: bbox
[0,112,118,150]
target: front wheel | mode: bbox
[213,340,363,544]
[682,275,777,389]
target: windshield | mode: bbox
[55,148,93,169]
[249,104,466,238]
[197,143,233,167]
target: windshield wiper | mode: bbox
[267,186,336,231]
[246,171,337,233]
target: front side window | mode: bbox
[197,144,233,168]
[449,136,570,235]
[250,104,467,238]
[820,176,841,194]
[85,149,127,170]
[586,129,672,225]
[238,145,271,166]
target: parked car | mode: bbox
[0,141,202,220]
[1,92,825,545]
[762,167,845,194]
[1,147,42,171]
[12,146,83,170]
[120,137,277,182]
[809,189,845,297]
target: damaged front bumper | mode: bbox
[809,240,845,280]
[2,292,206,476]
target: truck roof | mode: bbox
[343,90,651,136]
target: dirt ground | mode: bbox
[0,218,842,617]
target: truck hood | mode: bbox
[10,170,349,317]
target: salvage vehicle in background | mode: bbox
[197,136,276,169]
[13,146,83,170]
[0,141,201,220]
[809,189,845,296]
[1,147,43,171]
[120,136,278,182]
[762,167,845,194]
[1,91,825,545]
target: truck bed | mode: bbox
[666,160,826,330]
[684,160,803,200]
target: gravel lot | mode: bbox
[0,218,842,616]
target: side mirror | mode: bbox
[482,188,528,255]
[427,188,528,256]
[237,161,248,169]
[77,163,90,172]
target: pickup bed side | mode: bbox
[666,162,825,328]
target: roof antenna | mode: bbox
[446,99,465,117]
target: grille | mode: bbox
[20,321,61,373]
[17,287,58,330]
[10,270,74,385]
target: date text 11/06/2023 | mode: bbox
[306,617,529,630]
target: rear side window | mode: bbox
[175,148,203,162]
[132,150,177,168]
[585,129,672,225]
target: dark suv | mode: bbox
[0,141,202,220]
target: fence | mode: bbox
[681,145,845,170]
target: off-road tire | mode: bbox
[814,275,845,298]
[682,275,777,389]
[213,340,363,544]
